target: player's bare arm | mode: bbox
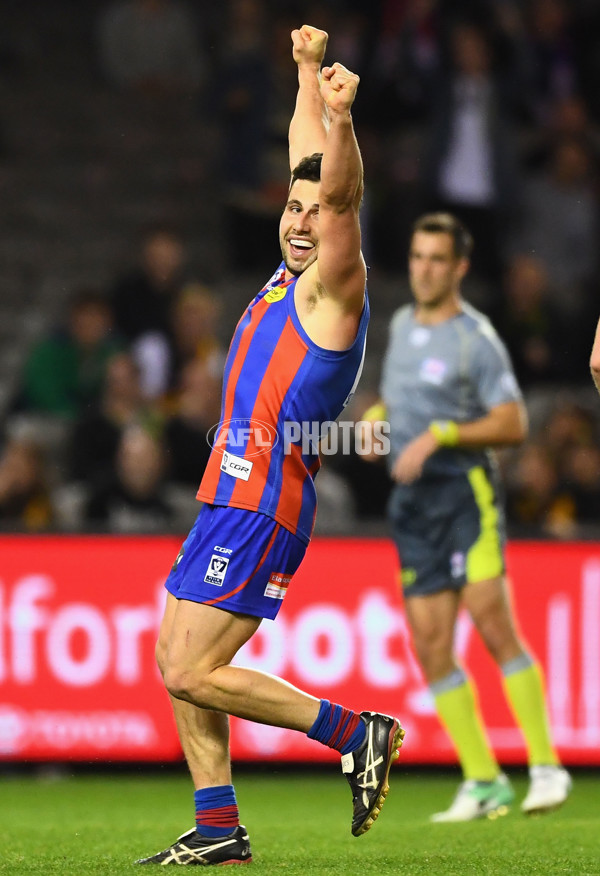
[315,63,365,304]
[393,401,527,484]
[294,62,366,346]
[289,25,329,170]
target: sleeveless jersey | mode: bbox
[197,262,369,544]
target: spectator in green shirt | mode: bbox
[18,289,124,419]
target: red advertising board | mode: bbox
[0,536,598,765]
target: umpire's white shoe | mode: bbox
[521,765,572,815]
[430,774,514,822]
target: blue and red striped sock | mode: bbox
[307,699,366,754]
[194,785,239,838]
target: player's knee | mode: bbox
[412,630,453,678]
[164,665,192,701]
[482,625,521,664]
[163,663,213,707]
[413,625,450,658]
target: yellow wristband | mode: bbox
[362,402,387,422]
[429,420,459,447]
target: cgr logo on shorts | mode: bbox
[204,555,230,586]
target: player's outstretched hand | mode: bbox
[320,63,359,114]
[291,24,328,66]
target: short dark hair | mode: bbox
[290,152,322,190]
[67,287,111,314]
[411,212,473,259]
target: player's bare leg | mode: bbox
[156,594,235,788]
[163,598,321,730]
[165,599,403,837]
[405,589,512,821]
[465,577,571,815]
[138,595,403,865]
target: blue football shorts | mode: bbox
[165,503,308,620]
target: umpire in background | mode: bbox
[362,212,571,821]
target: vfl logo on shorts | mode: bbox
[204,555,230,586]
[264,572,292,600]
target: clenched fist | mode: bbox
[320,63,360,114]
[291,24,328,66]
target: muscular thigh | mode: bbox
[404,589,460,646]
[167,598,261,675]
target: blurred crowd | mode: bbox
[2,0,600,537]
[1,225,225,533]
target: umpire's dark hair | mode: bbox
[411,212,473,259]
[290,152,323,190]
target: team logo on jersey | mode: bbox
[204,554,230,586]
[264,572,292,599]
[265,285,288,303]
[420,357,447,385]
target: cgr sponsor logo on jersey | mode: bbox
[219,451,253,481]
[264,572,292,600]
[204,555,230,586]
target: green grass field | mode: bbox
[1,767,597,875]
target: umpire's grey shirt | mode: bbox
[380,301,522,478]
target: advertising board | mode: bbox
[0,537,597,764]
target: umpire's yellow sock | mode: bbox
[431,668,499,781]
[501,653,559,766]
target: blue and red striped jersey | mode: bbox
[197,263,369,543]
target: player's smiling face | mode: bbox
[409,231,468,308]
[279,179,320,275]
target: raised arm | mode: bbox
[289,25,329,170]
[315,62,366,305]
